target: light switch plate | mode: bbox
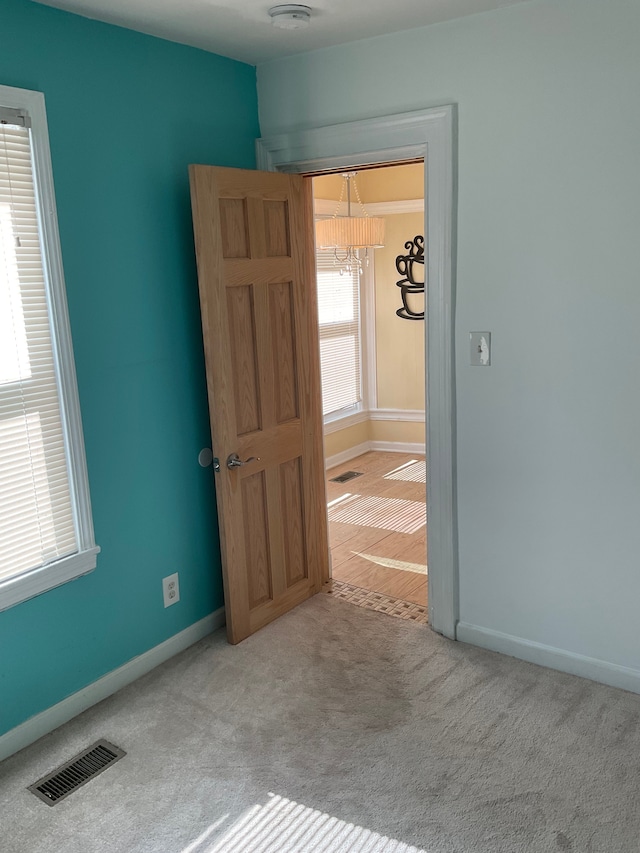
[470,332,491,366]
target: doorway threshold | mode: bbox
[322,580,427,624]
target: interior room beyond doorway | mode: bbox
[326,450,427,621]
[312,164,427,621]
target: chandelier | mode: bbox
[315,172,385,276]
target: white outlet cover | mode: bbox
[162,573,180,608]
[470,331,491,366]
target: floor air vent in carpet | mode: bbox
[28,740,126,805]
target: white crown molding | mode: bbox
[368,199,424,216]
[0,609,225,762]
[256,105,453,175]
[314,198,423,217]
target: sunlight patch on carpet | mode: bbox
[201,793,428,853]
[182,816,229,852]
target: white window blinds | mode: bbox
[0,122,78,583]
[316,249,362,417]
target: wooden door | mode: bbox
[189,166,329,644]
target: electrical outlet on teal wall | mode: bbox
[0,0,258,737]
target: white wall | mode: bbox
[257,0,640,677]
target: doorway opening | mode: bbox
[258,105,455,638]
[312,163,427,623]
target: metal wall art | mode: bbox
[395,235,425,320]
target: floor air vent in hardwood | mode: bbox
[28,740,126,805]
[330,470,363,484]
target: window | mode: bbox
[316,250,362,419]
[0,85,98,611]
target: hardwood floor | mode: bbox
[326,451,427,610]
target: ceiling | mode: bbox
[34,0,530,65]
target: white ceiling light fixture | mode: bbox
[316,172,385,276]
[268,5,312,30]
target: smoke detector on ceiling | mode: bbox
[268,5,312,30]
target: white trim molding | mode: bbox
[325,440,426,470]
[258,105,457,639]
[0,84,99,612]
[457,623,640,696]
[321,252,377,430]
[0,609,226,762]
[369,408,425,423]
[325,442,372,471]
[323,408,369,436]
[324,408,425,436]
[0,548,100,612]
[360,259,377,411]
[256,107,452,175]
[368,199,423,216]
[369,440,426,455]
[314,198,423,217]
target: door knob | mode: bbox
[226,453,260,469]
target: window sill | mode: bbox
[323,408,369,435]
[0,546,100,612]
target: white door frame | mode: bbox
[256,105,457,639]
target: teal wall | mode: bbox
[0,0,259,735]
[258,0,640,673]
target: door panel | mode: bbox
[227,285,261,435]
[269,281,299,423]
[189,165,328,643]
[241,471,272,609]
[280,457,307,588]
[264,200,291,257]
[219,198,250,258]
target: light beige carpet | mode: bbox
[1,594,639,852]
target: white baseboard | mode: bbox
[325,441,371,470]
[323,408,424,436]
[325,440,426,469]
[0,608,226,763]
[457,622,640,696]
[369,441,426,454]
